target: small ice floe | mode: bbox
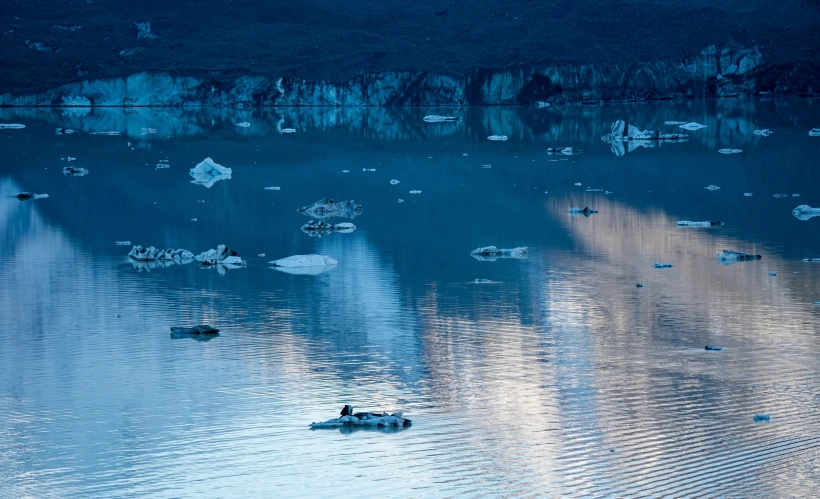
[234,122,251,128]
[792,205,820,221]
[773,193,789,199]
[809,128,820,137]
[718,149,742,154]
[190,157,232,188]
[568,207,597,217]
[423,115,459,123]
[792,193,800,197]
[362,168,376,172]
[744,193,753,197]
[653,263,673,268]
[605,190,613,195]
[197,200,205,203]
[398,199,405,203]
[390,179,400,185]
[191,218,198,222]
[341,170,349,173]
[55,128,77,135]
[704,185,721,191]
[409,190,422,194]
[89,131,121,136]
[128,246,194,263]
[258,253,266,258]
[462,153,468,157]
[480,164,491,169]
[62,166,89,177]
[0,124,25,129]
[586,188,604,192]
[602,120,688,156]
[264,186,281,191]
[66,157,77,162]
[677,221,723,227]
[298,198,363,220]
[281,128,296,133]
[753,414,770,423]
[310,405,411,429]
[664,121,688,125]
[170,325,220,341]
[804,257,820,262]
[487,135,508,141]
[574,182,582,186]
[679,122,708,131]
[475,279,491,284]
[155,163,170,169]
[140,127,157,135]
[546,147,583,155]
[705,345,723,351]
[13,192,49,201]
[196,245,245,267]
[300,220,356,237]
[115,241,132,246]
[470,246,528,262]
[753,129,772,136]
[270,254,338,275]
[717,250,762,264]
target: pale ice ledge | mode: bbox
[270,254,338,275]
[190,157,232,188]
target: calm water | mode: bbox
[1,100,820,498]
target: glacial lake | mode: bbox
[1,99,820,498]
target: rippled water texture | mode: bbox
[1,100,820,498]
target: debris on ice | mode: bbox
[189,157,232,188]
[298,198,363,220]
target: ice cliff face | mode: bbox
[1,42,816,107]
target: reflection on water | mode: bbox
[1,101,819,498]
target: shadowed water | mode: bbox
[1,100,820,498]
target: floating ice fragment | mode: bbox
[258,253,266,257]
[636,283,644,287]
[677,221,723,227]
[586,188,604,192]
[89,131,120,136]
[705,345,723,351]
[140,127,157,135]
[115,241,132,246]
[398,199,404,203]
[462,153,468,156]
[753,129,772,136]
[310,406,411,429]
[13,192,48,200]
[475,279,491,283]
[753,414,770,423]
[718,149,742,154]
[546,147,583,155]
[773,193,789,199]
[804,257,820,262]
[653,263,673,268]
[423,115,459,123]
[363,168,376,172]
[481,164,491,169]
[298,198,363,220]
[679,122,708,131]
[390,179,400,185]
[234,122,250,128]
[663,121,688,125]
[155,163,169,169]
[602,120,688,156]
[66,157,77,162]
[568,207,597,217]
[744,193,753,197]
[134,21,156,39]
[281,128,296,133]
[717,250,762,264]
[574,182,582,186]
[809,128,820,137]
[264,186,281,191]
[409,190,422,194]
[300,220,356,237]
[341,170,349,173]
[191,218,197,222]
[128,246,194,263]
[196,245,245,267]
[190,157,232,188]
[0,124,25,129]
[470,246,528,262]
[270,254,338,275]
[792,205,820,221]
[487,135,508,141]
[62,166,88,176]
[704,185,721,191]
[792,194,800,197]
[605,191,613,195]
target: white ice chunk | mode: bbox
[753,129,772,136]
[704,185,721,191]
[281,128,296,133]
[270,255,338,274]
[487,135,508,141]
[264,186,281,191]
[744,193,753,197]
[809,128,820,137]
[115,241,132,246]
[409,190,422,194]
[470,246,528,261]
[679,122,708,131]
[390,179,400,185]
[663,121,688,125]
[195,244,245,267]
[718,149,742,154]
[423,115,459,123]
[140,127,157,135]
[189,157,232,188]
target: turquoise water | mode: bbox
[1,100,820,497]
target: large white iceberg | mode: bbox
[190,157,232,188]
[270,254,338,275]
[195,245,245,267]
[792,205,820,221]
[470,246,528,262]
[298,198,363,220]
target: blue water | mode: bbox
[1,100,820,497]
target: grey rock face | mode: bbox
[1,42,817,107]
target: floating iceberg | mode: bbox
[677,221,723,227]
[753,129,772,136]
[0,124,25,129]
[809,128,820,137]
[568,207,597,217]
[678,122,708,131]
[653,263,673,268]
[235,122,250,128]
[310,405,411,429]
[717,250,762,264]
[773,193,789,199]
[792,205,820,221]
[300,220,356,237]
[13,192,49,200]
[470,246,528,262]
[128,245,194,263]
[190,157,232,188]
[270,254,338,275]
[601,120,688,156]
[705,345,723,351]
[718,149,742,154]
[390,179,400,185]
[264,186,281,191]
[298,198,363,220]
[487,135,508,141]
[546,147,584,155]
[196,245,245,267]
[62,166,89,177]
[423,115,459,123]
[704,185,721,191]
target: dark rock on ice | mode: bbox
[311,405,411,429]
[13,192,49,200]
